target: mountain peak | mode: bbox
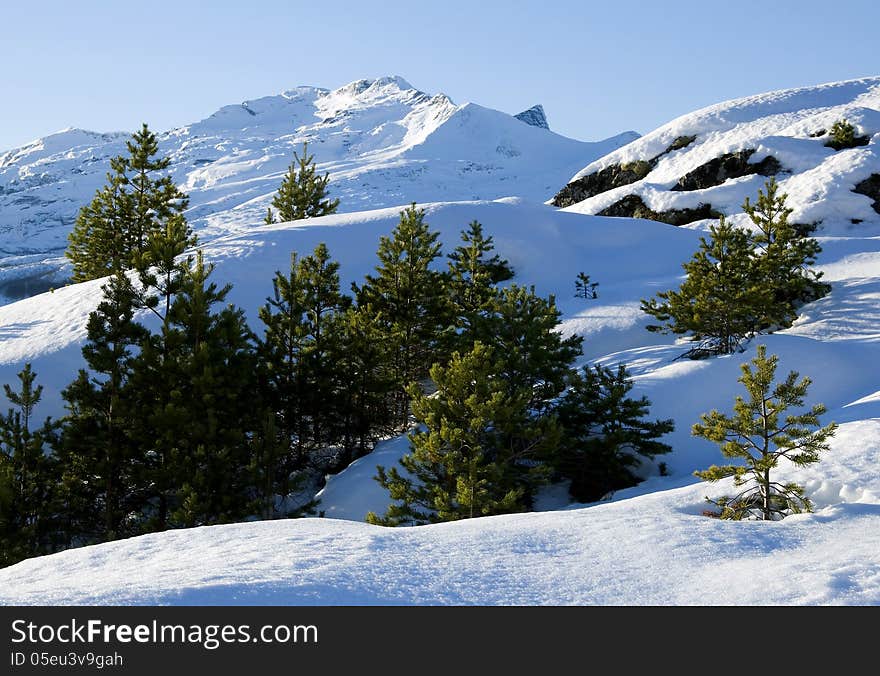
[515,104,549,130]
[329,75,415,99]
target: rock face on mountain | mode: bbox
[514,104,550,130]
[552,77,880,233]
[0,77,636,304]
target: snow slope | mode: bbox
[0,76,636,304]
[2,78,880,605]
[557,77,880,236]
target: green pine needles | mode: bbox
[66,124,190,283]
[265,142,339,223]
[693,345,837,520]
[642,179,829,357]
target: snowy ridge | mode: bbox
[0,77,636,304]
[558,77,880,234]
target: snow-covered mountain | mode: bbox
[0,76,636,303]
[1,77,880,605]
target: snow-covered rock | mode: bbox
[553,77,880,235]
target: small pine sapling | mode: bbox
[574,272,598,300]
[692,345,837,520]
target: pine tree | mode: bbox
[335,303,396,465]
[298,243,351,450]
[356,204,450,427]
[556,363,673,502]
[135,213,197,332]
[267,142,339,223]
[477,284,583,411]
[258,252,310,490]
[368,342,554,525]
[446,220,513,350]
[60,272,149,541]
[126,217,196,531]
[0,365,59,565]
[163,252,259,527]
[641,216,769,356]
[743,178,829,328]
[641,181,829,357]
[67,124,188,282]
[256,243,352,508]
[66,157,132,281]
[693,345,837,520]
[826,119,859,150]
[574,272,598,300]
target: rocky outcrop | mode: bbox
[552,161,652,207]
[551,136,697,207]
[663,135,697,154]
[596,194,720,226]
[514,104,549,130]
[671,149,781,191]
[853,174,880,214]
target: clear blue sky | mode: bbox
[3,0,878,151]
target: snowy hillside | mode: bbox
[553,77,880,237]
[1,78,880,605]
[0,76,636,304]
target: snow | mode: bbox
[1,77,880,605]
[560,76,880,237]
[0,76,636,304]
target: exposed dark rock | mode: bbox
[552,161,652,207]
[853,174,880,214]
[514,104,549,130]
[658,135,697,157]
[552,136,699,207]
[809,129,827,138]
[671,149,781,192]
[596,194,721,226]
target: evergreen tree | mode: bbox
[266,142,339,223]
[258,252,310,490]
[825,119,861,150]
[356,204,449,427]
[163,252,259,527]
[256,243,352,507]
[298,243,351,452]
[67,124,188,282]
[693,345,837,520]
[743,178,829,328]
[67,156,133,281]
[60,272,149,541]
[0,365,59,565]
[136,213,197,332]
[642,181,829,357]
[556,363,673,502]
[335,303,396,465]
[477,284,583,411]
[368,342,556,525]
[642,217,768,356]
[446,220,513,350]
[574,272,599,300]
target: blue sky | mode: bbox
[3,0,878,150]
